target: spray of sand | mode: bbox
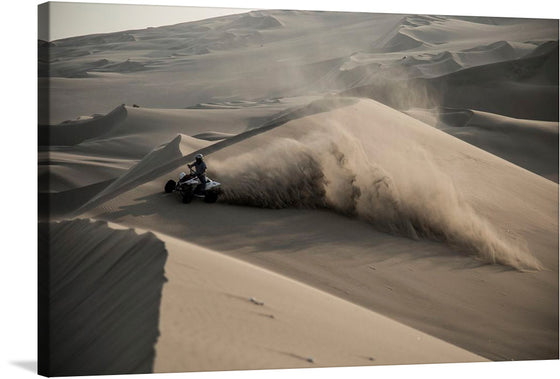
[210,125,541,271]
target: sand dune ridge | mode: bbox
[38,104,127,146]
[38,219,168,376]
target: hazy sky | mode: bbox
[38,0,559,41]
[39,2,251,41]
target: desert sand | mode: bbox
[38,9,558,375]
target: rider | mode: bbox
[188,153,207,192]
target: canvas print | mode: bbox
[38,1,559,376]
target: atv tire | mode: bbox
[164,180,176,193]
[181,189,193,204]
[204,191,219,203]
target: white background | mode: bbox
[1,1,559,378]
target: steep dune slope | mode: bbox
[38,219,168,376]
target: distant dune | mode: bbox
[38,104,127,146]
[406,107,559,181]
[341,41,558,120]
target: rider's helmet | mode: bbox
[195,153,203,161]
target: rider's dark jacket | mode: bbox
[191,160,207,175]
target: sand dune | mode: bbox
[149,229,485,372]
[80,134,213,211]
[38,151,132,192]
[39,218,485,374]
[38,104,127,146]
[406,107,559,181]
[456,40,535,66]
[41,11,403,123]
[209,98,553,271]
[39,8,558,374]
[341,41,558,119]
[398,16,555,48]
[41,12,558,124]
[341,16,557,76]
[42,95,557,364]
[422,45,559,120]
[70,105,290,158]
[39,179,115,220]
[38,219,168,376]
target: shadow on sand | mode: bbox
[38,219,168,376]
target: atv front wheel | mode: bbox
[204,191,219,203]
[164,180,176,193]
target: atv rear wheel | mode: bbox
[204,191,219,203]
[181,188,193,204]
[164,180,176,193]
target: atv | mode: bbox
[164,168,221,204]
